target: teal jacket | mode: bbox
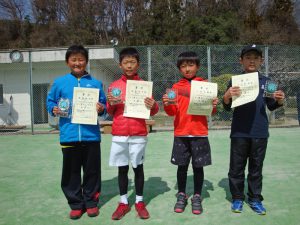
[47,73,106,144]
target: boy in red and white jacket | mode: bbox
[107,47,159,220]
[163,51,218,215]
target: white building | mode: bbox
[0,47,119,127]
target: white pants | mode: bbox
[109,136,147,168]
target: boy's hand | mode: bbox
[162,94,170,106]
[144,97,155,109]
[274,90,285,105]
[107,92,122,105]
[226,86,241,98]
[106,92,114,105]
[96,102,105,113]
[212,97,219,107]
[223,86,241,104]
[52,106,60,116]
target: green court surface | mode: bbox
[0,128,299,225]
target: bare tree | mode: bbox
[0,0,26,20]
[0,0,299,48]
[31,0,60,24]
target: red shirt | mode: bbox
[164,77,216,136]
[107,74,159,136]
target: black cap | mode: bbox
[241,44,262,57]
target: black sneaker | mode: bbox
[174,192,188,213]
[191,194,203,215]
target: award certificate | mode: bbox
[123,80,153,119]
[71,87,99,125]
[231,72,259,108]
[187,81,218,116]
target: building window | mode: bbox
[0,84,3,104]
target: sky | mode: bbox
[294,0,300,26]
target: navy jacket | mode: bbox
[223,72,282,138]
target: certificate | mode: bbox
[123,80,153,119]
[231,72,259,108]
[71,87,99,125]
[187,80,218,116]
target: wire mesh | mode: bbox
[0,45,299,135]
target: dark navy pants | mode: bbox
[228,138,267,202]
[61,142,101,210]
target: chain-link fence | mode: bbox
[0,45,299,135]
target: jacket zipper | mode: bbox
[78,78,81,142]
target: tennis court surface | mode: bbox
[0,127,299,225]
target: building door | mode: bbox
[33,84,49,124]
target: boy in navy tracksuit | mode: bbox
[223,45,285,215]
[47,45,106,219]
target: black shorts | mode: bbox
[171,137,212,168]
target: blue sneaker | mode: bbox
[248,200,266,215]
[231,200,243,213]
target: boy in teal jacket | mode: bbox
[47,45,106,219]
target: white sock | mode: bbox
[120,194,128,204]
[136,195,143,203]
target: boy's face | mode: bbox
[179,61,199,79]
[119,56,139,78]
[240,51,263,73]
[66,53,87,77]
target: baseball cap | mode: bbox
[240,44,262,57]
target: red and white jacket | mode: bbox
[164,77,216,137]
[107,74,159,136]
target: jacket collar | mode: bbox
[179,76,204,84]
[70,71,89,78]
[121,74,140,81]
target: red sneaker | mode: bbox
[135,202,150,219]
[87,207,99,217]
[111,203,131,220]
[69,209,85,220]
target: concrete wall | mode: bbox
[0,48,118,126]
[0,63,31,125]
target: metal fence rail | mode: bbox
[0,45,299,135]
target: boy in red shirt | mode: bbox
[106,47,159,220]
[163,51,218,215]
